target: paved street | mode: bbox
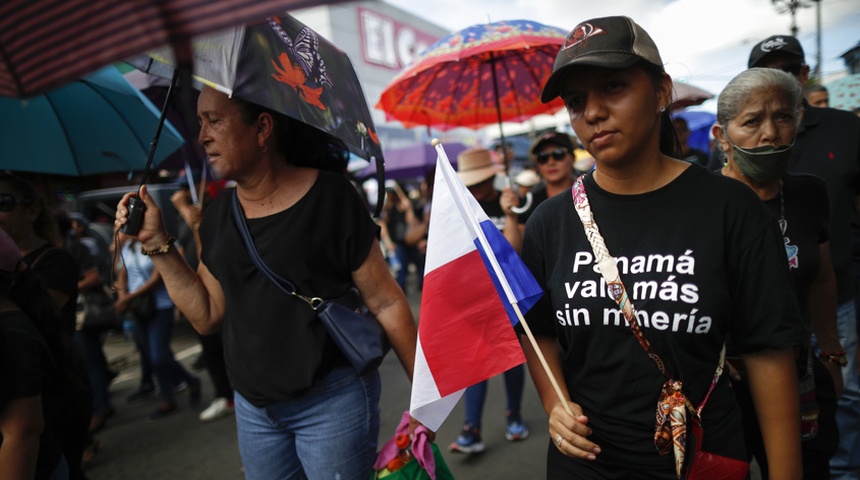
[84,279,549,479]
[84,271,764,479]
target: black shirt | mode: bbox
[709,103,860,303]
[200,172,379,406]
[521,166,807,469]
[764,174,829,324]
[0,311,63,479]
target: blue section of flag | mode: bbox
[474,220,543,326]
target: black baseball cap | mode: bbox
[541,16,663,103]
[531,131,575,156]
[748,35,805,68]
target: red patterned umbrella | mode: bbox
[376,19,568,133]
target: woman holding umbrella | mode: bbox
[115,86,420,479]
[520,16,806,479]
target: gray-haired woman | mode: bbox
[715,67,844,479]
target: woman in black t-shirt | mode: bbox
[115,87,422,480]
[0,228,67,479]
[522,16,806,479]
[715,67,844,479]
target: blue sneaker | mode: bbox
[505,419,529,441]
[449,424,485,453]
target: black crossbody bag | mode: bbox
[231,190,388,375]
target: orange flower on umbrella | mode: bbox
[271,52,326,111]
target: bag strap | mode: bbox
[231,190,325,311]
[27,243,58,269]
[570,175,724,413]
[572,175,730,477]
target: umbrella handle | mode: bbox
[121,196,146,236]
[510,192,533,214]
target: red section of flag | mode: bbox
[419,249,525,397]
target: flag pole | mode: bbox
[512,302,574,417]
[431,138,573,417]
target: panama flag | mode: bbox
[410,142,543,432]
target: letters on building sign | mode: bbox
[358,7,438,70]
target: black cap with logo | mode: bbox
[541,16,663,103]
[748,35,805,68]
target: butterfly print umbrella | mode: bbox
[376,19,568,134]
[0,0,355,98]
[129,13,383,166]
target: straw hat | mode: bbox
[515,169,541,188]
[457,148,503,187]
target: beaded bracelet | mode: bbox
[819,351,848,367]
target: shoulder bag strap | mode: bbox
[571,175,725,477]
[231,190,324,311]
[28,243,58,269]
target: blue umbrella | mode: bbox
[672,110,716,156]
[0,65,184,176]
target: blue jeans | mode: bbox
[463,364,525,429]
[234,366,381,480]
[135,308,198,404]
[831,300,860,480]
[394,244,409,291]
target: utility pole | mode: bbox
[772,0,821,80]
[771,0,811,36]
[814,0,822,80]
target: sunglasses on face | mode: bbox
[0,193,32,212]
[536,148,568,164]
[774,63,804,76]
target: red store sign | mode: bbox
[358,6,440,70]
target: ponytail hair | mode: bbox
[637,60,683,158]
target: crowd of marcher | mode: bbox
[3,11,860,480]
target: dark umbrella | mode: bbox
[0,0,353,98]
[128,13,383,166]
[124,13,385,221]
[670,80,714,111]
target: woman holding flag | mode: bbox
[519,16,806,479]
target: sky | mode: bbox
[384,0,860,114]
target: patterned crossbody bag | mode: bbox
[571,175,748,479]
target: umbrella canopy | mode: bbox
[359,142,469,180]
[0,0,353,98]
[827,73,860,112]
[670,80,714,111]
[672,110,716,155]
[129,13,383,165]
[376,19,568,132]
[0,66,184,176]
